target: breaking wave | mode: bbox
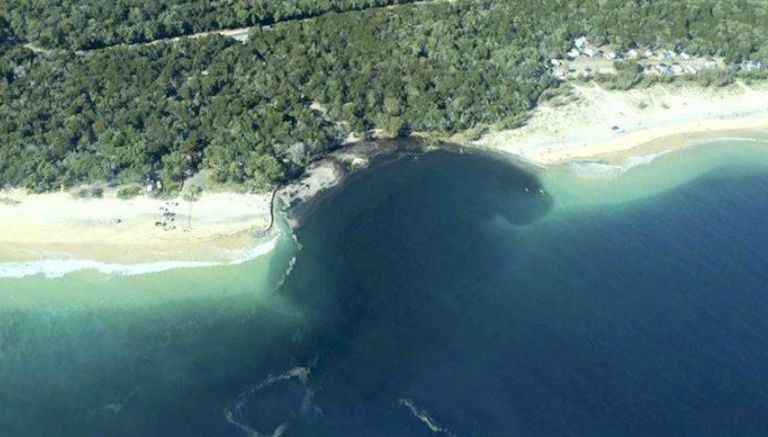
[564,151,668,178]
[0,233,280,279]
[565,135,768,179]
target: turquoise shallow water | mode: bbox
[1,142,768,435]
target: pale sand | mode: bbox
[0,144,362,266]
[3,81,768,265]
[473,81,768,166]
[0,190,273,263]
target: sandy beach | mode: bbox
[2,81,768,268]
[473,80,768,166]
[0,140,384,271]
[0,190,274,264]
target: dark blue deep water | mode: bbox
[2,149,768,436]
[276,151,768,436]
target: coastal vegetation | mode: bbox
[0,17,17,53]
[0,0,423,50]
[1,0,768,193]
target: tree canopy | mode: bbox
[1,0,767,193]
[0,0,422,50]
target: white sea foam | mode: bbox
[0,259,220,279]
[224,366,311,437]
[566,135,768,180]
[695,136,768,144]
[398,398,455,436]
[273,256,297,292]
[0,233,281,279]
[225,233,281,265]
[565,151,668,178]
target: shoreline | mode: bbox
[472,81,768,167]
[541,116,768,167]
[0,141,398,276]
[0,190,275,265]
[2,82,768,276]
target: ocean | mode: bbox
[2,140,768,436]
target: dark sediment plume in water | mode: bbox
[5,147,768,435]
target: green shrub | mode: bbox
[117,186,141,199]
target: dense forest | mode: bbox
[1,0,421,50]
[1,0,768,193]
